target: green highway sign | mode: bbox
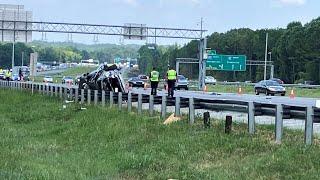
[206,55,246,71]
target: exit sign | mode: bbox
[206,55,246,71]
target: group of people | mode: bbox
[149,66,177,98]
[0,68,23,81]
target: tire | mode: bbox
[185,87,189,90]
[281,93,285,96]
[255,89,259,95]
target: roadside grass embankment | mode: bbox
[34,66,95,83]
[1,89,320,179]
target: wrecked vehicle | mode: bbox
[78,64,127,93]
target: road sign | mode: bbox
[206,55,246,71]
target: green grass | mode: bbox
[34,66,95,83]
[208,84,320,98]
[1,89,320,179]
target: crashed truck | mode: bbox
[78,64,127,93]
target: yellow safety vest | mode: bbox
[167,69,177,80]
[5,71,11,78]
[150,71,159,82]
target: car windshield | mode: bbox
[206,76,214,79]
[45,76,52,78]
[178,75,186,80]
[139,75,147,79]
[131,77,140,81]
[266,81,280,86]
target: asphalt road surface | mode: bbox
[131,88,318,107]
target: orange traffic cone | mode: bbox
[238,86,243,95]
[290,89,295,99]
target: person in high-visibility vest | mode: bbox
[149,67,160,95]
[166,67,177,98]
[5,70,11,82]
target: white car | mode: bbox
[205,76,217,85]
[43,76,53,83]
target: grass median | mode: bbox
[1,89,320,179]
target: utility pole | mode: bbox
[21,51,24,66]
[12,34,15,70]
[198,17,207,90]
[264,32,268,81]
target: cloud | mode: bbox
[276,0,306,6]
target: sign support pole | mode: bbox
[198,38,207,90]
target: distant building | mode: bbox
[0,4,33,42]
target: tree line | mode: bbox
[0,41,140,69]
[137,17,320,84]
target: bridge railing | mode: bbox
[0,80,318,146]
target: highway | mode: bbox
[131,88,318,107]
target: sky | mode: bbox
[1,0,319,45]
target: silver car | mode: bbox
[175,75,189,90]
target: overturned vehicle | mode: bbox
[78,64,127,93]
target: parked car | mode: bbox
[62,76,74,84]
[43,76,53,83]
[128,77,145,88]
[11,74,20,81]
[175,75,189,90]
[138,74,149,81]
[205,76,217,85]
[254,80,286,96]
[269,78,284,84]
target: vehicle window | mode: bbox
[178,76,186,80]
[266,81,280,86]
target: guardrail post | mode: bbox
[46,84,49,95]
[75,88,79,103]
[69,88,73,100]
[127,92,132,112]
[118,92,122,110]
[87,89,91,105]
[138,93,142,115]
[189,98,195,124]
[101,90,106,107]
[59,86,63,98]
[64,87,68,99]
[161,95,167,119]
[149,95,154,116]
[275,104,284,144]
[305,106,314,145]
[81,89,85,104]
[50,85,54,96]
[54,85,58,97]
[94,90,98,105]
[38,84,41,94]
[109,91,114,107]
[248,101,255,134]
[175,96,181,117]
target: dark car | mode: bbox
[175,75,189,90]
[254,80,286,96]
[138,74,149,82]
[269,78,284,84]
[128,77,145,88]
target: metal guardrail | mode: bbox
[0,80,318,145]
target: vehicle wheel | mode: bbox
[185,87,189,90]
[271,94,275,96]
[281,93,285,96]
[255,89,259,95]
[177,87,180,90]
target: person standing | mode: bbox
[166,67,177,98]
[5,70,11,82]
[150,67,160,95]
[19,68,23,81]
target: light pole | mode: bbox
[11,37,15,70]
[264,32,269,81]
